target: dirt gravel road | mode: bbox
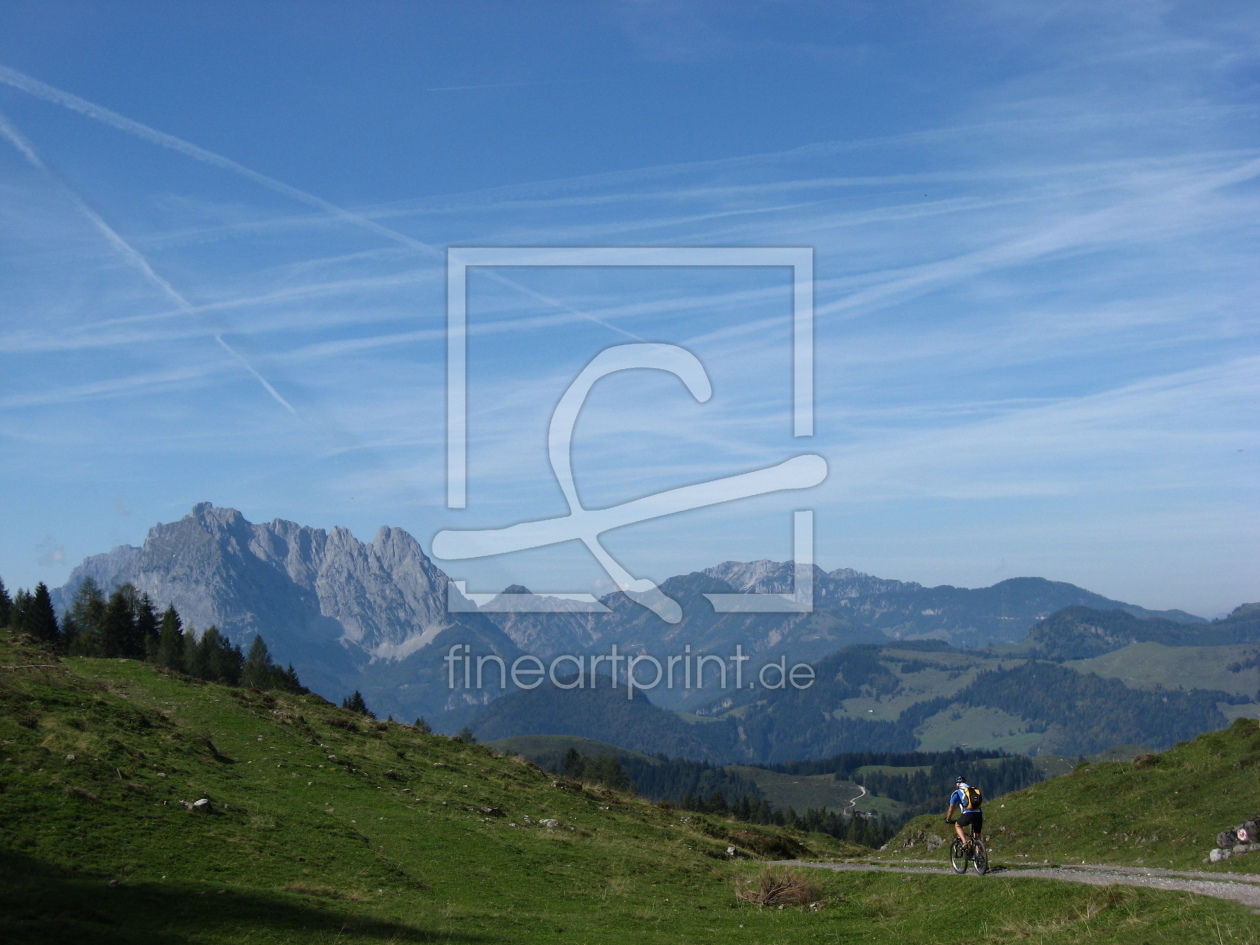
[779,859,1260,911]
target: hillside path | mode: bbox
[778,860,1260,912]
[844,785,867,814]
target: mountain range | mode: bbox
[471,600,1260,763]
[53,503,1244,740]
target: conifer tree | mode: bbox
[66,578,106,656]
[277,664,306,694]
[341,690,374,718]
[136,593,159,661]
[157,606,184,671]
[101,586,140,658]
[198,626,243,685]
[242,635,274,689]
[26,582,61,648]
[0,576,11,627]
[9,588,30,632]
[183,625,207,679]
[59,610,79,652]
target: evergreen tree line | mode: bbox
[620,752,762,803]
[953,661,1230,753]
[676,789,894,848]
[547,748,760,804]
[557,747,632,791]
[547,747,893,848]
[766,746,1045,818]
[841,754,1041,812]
[0,574,303,693]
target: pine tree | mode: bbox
[183,625,207,679]
[136,593,159,661]
[341,690,374,718]
[277,664,306,694]
[242,636,274,689]
[9,588,30,632]
[100,586,140,658]
[198,626,243,685]
[413,717,432,735]
[0,577,12,627]
[157,606,184,671]
[59,611,80,650]
[586,755,629,791]
[25,582,61,648]
[66,578,106,656]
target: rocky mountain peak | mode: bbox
[58,504,466,664]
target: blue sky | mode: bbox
[1,1,1257,618]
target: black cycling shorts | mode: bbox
[957,811,983,832]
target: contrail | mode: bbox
[0,63,643,342]
[0,108,298,414]
[425,80,556,91]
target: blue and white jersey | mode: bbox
[951,785,979,812]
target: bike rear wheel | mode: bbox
[972,839,988,875]
[949,838,968,873]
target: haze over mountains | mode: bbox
[53,503,1250,747]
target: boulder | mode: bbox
[1216,818,1259,849]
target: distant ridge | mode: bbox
[1026,603,1260,661]
[52,502,1217,729]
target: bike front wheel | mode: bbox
[949,839,968,874]
[972,840,988,875]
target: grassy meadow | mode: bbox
[886,716,1260,873]
[2,627,1258,943]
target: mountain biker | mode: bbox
[946,775,982,845]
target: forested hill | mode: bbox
[471,644,1242,763]
[724,650,1234,760]
[471,675,738,762]
[1025,603,1260,660]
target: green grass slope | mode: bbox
[0,630,852,944]
[3,629,1258,944]
[885,717,1260,873]
[484,735,662,770]
[1067,642,1260,699]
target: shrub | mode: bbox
[734,866,819,907]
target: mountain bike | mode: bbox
[947,820,988,875]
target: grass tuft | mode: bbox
[734,866,819,907]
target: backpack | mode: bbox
[963,785,982,810]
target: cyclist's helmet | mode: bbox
[954,776,966,784]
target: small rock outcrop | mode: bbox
[1208,817,1260,862]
